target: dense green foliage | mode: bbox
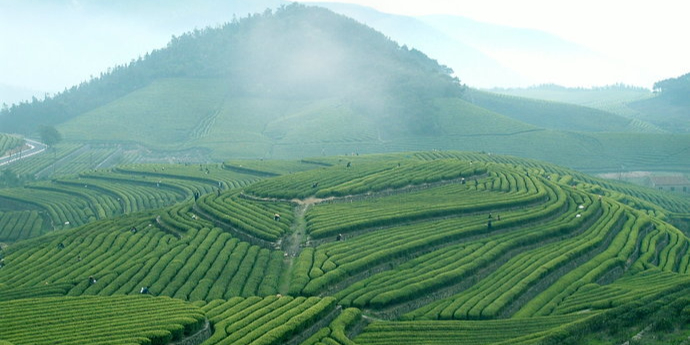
[0,163,258,237]
[355,314,592,345]
[38,125,62,147]
[2,151,690,344]
[0,210,45,242]
[0,296,205,345]
[0,217,284,300]
[196,191,294,242]
[201,296,337,345]
[653,72,690,105]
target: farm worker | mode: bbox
[336,233,342,241]
[487,220,492,230]
[88,276,97,284]
[130,227,137,233]
[274,213,281,221]
[140,286,149,294]
[0,258,5,268]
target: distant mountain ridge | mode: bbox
[304,2,615,88]
[0,4,459,134]
[0,3,687,172]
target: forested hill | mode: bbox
[0,3,462,136]
[653,72,690,105]
[626,72,690,132]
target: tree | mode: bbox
[1,169,20,187]
[38,125,62,147]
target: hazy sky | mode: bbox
[300,0,689,88]
[1,0,688,106]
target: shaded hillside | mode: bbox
[626,72,690,133]
[488,84,656,122]
[629,97,690,133]
[488,80,690,134]
[462,88,650,133]
[0,3,463,138]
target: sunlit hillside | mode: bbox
[2,151,690,344]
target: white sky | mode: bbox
[299,0,690,88]
[1,0,688,105]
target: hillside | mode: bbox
[0,4,687,174]
[627,72,690,133]
[489,81,690,134]
[2,151,690,344]
[461,88,651,133]
[0,4,462,138]
[299,2,527,87]
[0,134,23,159]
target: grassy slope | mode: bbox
[0,134,23,157]
[628,96,690,133]
[488,86,654,115]
[486,86,690,134]
[58,78,228,147]
[54,78,689,172]
[463,89,652,133]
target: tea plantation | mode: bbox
[0,134,23,157]
[2,151,690,344]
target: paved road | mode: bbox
[0,138,47,167]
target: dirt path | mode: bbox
[279,201,313,294]
[169,319,212,345]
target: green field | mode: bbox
[2,151,690,344]
[488,85,655,118]
[0,133,23,157]
[0,163,259,236]
[41,77,689,173]
[0,296,205,345]
[1,5,689,343]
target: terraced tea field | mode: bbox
[2,152,690,344]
